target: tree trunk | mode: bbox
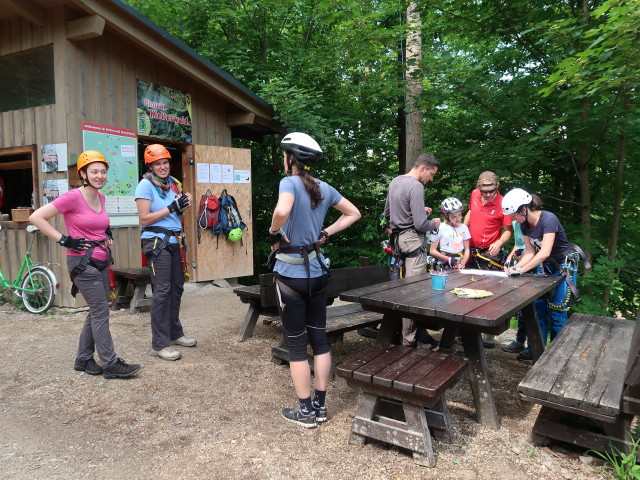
[602,89,629,309]
[404,2,423,174]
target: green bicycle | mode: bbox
[0,224,58,314]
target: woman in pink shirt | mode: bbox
[29,150,140,379]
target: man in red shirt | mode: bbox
[464,171,512,265]
[462,172,513,348]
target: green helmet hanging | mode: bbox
[228,228,243,242]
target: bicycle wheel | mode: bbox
[21,266,56,314]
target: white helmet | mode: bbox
[440,197,463,215]
[281,132,323,165]
[502,188,532,215]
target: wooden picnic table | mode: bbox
[340,269,564,430]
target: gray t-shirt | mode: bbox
[273,176,342,278]
[384,175,437,233]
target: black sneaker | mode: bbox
[313,404,328,423]
[517,348,533,362]
[102,358,140,379]
[281,407,317,428]
[74,358,103,375]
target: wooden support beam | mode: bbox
[6,0,46,27]
[226,112,256,127]
[65,15,105,42]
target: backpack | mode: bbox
[197,189,221,244]
[219,189,246,239]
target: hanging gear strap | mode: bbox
[142,226,189,279]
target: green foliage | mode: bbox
[588,436,640,480]
[124,0,640,315]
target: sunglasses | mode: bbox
[480,186,497,194]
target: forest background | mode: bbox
[125,0,639,318]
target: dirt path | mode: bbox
[0,284,605,479]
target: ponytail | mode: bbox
[528,194,543,211]
[297,169,323,209]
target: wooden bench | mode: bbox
[336,344,469,467]
[233,265,389,342]
[518,311,640,454]
[111,267,152,314]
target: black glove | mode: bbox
[448,257,459,267]
[318,230,329,244]
[268,228,289,246]
[58,235,87,252]
[105,227,113,241]
[168,195,190,213]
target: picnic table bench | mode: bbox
[336,344,469,467]
[233,265,389,341]
[110,267,152,314]
[518,310,640,454]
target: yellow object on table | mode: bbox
[452,288,493,299]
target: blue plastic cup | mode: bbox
[431,273,447,290]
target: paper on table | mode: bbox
[459,269,508,278]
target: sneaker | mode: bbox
[501,340,525,353]
[483,334,496,349]
[517,348,533,362]
[74,358,103,375]
[102,358,140,379]
[153,347,181,361]
[171,336,197,347]
[281,407,317,428]
[313,404,328,423]
[454,336,464,346]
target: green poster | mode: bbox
[137,80,192,143]
[82,122,139,215]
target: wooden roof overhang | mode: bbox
[0,0,284,140]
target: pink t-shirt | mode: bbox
[52,188,110,261]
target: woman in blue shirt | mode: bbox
[135,144,196,362]
[269,132,360,428]
[502,188,576,360]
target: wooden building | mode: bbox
[0,0,282,306]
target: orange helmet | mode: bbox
[144,144,171,165]
[77,150,109,172]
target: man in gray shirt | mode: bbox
[384,153,441,346]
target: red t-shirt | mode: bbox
[467,188,511,249]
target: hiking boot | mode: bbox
[455,336,495,349]
[102,358,140,379]
[417,333,439,350]
[517,348,533,362]
[313,405,328,423]
[281,407,317,428]
[153,347,181,361]
[171,336,197,347]
[74,358,103,375]
[501,340,525,353]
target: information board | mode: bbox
[82,122,138,215]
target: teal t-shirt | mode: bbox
[512,220,525,251]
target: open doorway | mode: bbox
[0,146,38,219]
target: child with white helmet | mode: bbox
[429,197,471,269]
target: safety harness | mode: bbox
[142,226,190,280]
[546,243,591,308]
[69,238,111,298]
[273,242,330,296]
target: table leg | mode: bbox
[376,313,401,344]
[522,303,544,362]
[461,330,500,430]
[236,302,261,342]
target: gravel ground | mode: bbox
[0,283,609,480]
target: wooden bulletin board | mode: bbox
[186,145,253,282]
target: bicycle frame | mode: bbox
[0,230,57,293]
